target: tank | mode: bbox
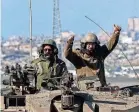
[0,65,98,112]
[1,64,139,112]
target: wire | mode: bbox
[85,16,139,81]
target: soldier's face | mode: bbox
[86,42,96,52]
[43,45,53,57]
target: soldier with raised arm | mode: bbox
[64,25,121,89]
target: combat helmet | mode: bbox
[84,33,100,44]
[41,39,58,54]
[42,39,57,48]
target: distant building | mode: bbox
[128,17,139,32]
[32,47,39,59]
[19,44,31,52]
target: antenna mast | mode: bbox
[53,0,63,59]
[29,0,32,62]
[53,0,62,39]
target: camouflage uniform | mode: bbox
[32,39,67,90]
[64,31,120,89]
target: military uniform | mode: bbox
[32,39,67,90]
[64,31,120,89]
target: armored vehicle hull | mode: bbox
[1,89,139,112]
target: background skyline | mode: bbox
[1,0,139,39]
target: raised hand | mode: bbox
[114,24,121,34]
[68,35,75,43]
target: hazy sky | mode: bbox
[1,0,139,39]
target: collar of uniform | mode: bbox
[40,56,54,61]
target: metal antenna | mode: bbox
[53,0,63,58]
[85,16,139,80]
[53,0,62,39]
[29,0,32,62]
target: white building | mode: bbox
[128,17,139,32]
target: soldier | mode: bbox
[64,25,121,89]
[15,63,23,80]
[4,65,10,75]
[31,39,67,91]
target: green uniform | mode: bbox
[32,56,67,90]
[32,39,67,90]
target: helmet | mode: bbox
[84,33,100,44]
[41,39,58,54]
[42,39,57,48]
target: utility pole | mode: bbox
[29,0,32,62]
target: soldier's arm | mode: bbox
[101,25,121,59]
[61,62,68,76]
[64,36,79,65]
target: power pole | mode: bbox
[29,0,32,62]
[53,0,62,39]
